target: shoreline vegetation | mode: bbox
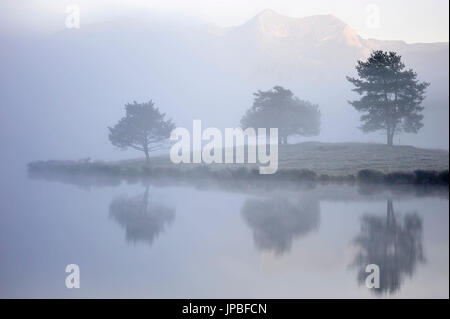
[28,142,449,187]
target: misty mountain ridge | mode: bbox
[231,9,447,46]
[222,10,363,46]
[1,9,448,163]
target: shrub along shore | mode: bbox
[28,159,449,186]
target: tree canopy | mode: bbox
[347,50,430,146]
[240,86,320,144]
[108,100,175,162]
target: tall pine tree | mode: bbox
[347,51,429,146]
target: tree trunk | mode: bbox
[387,128,394,146]
[143,136,150,163]
[387,134,393,146]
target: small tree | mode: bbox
[347,51,430,146]
[240,86,320,144]
[108,101,175,162]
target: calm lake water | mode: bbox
[0,167,448,298]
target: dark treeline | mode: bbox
[28,159,449,187]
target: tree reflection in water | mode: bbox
[109,185,175,246]
[352,199,425,295]
[241,196,320,255]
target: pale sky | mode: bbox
[1,0,449,43]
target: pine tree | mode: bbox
[108,101,175,162]
[347,51,430,146]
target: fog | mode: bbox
[0,3,448,299]
[0,7,448,172]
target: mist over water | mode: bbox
[0,173,448,298]
[0,2,448,299]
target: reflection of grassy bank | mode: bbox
[27,159,449,200]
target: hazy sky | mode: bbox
[1,0,448,43]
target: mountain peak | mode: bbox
[239,10,360,46]
[256,8,281,18]
[254,9,343,22]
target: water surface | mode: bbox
[0,169,448,298]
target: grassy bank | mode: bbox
[28,142,449,186]
[116,142,449,174]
